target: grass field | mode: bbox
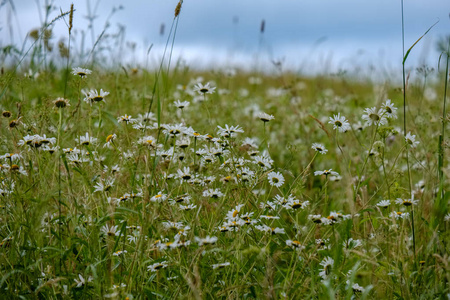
[0,2,449,299]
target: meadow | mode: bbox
[0,2,449,299]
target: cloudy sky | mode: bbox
[1,0,449,75]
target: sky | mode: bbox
[1,0,449,76]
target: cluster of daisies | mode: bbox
[1,65,441,298]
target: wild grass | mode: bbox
[0,1,449,299]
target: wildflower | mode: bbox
[74,274,93,287]
[381,99,398,119]
[252,155,273,169]
[226,204,245,221]
[2,111,12,118]
[147,261,169,272]
[361,107,388,126]
[328,113,351,132]
[89,89,109,103]
[93,178,115,192]
[176,136,191,149]
[72,67,92,78]
[138,136,157,149]
[257,112,275,122]
[76,132,98,146]
[174,100,190,109]
[309,214,324,224]
[101,224,120,237]
[163,123,188,136]
[113,250,127,256]
[376,200,391,208]
[177,166,192,180]
[318,256,334,280]
[193,82,216,95]
[311,143,328,154]
[395,197,419,207]
[0,152,22,162]
[444,213,450,222]
[316,238,330,250]
[405,132,419,148]
[179,203,197,211]
[389,211,410,219]
[267,171,285,187]
[104,134,117,148]
[314,169,339,177]
[150,191,167,202]
[195,236,218,246]
[203,188,224,198]
[255,225,285,235]
[217,124,244,138]
[53,97,70,109]
[352,283,365,294]
[212,262,231,269]
[117,114,135,124]
[286,240,305,251]
[284,199,309,210]
[343,238,362,249]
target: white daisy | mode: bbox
[267,171,285,187]
[193,82,216,95]
[328,113,351,132]
[311,143,328,154]
[72,67,92,78]
[405,132,419,148]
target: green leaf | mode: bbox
[403,20,439,65]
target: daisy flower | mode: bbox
[395,197,419,207]
[74,274,93,287]
[318,256,334,280]
[405,132,419,148]
[267,171,285,187]
[376,200,391,208]
[177,167,192,180]
[286,240,305,251]
[351,283,365,294]
[53,97,70,109]
[217,124,244,138]
[193,82,216,95]
[72,67,92,78]
[179,203,197,211]
[147,261,169,272]
[202,188,224,198]
[113,250,127,256]
[150,191,167,202]
[117,114,135,124]
[381,99,398,119]
[174,100,190,109]
[103,133,117,148]
[361,107,388,126]
[390,211,410,219]
[444,213,450,222]
[89,89,109,103]
[314,169,339,177]
[252,155,273,169]
[195,236,218,246]
[255,225,285,235]
[257,112,275,123]
[328,113,351,132]
[311,143,328,154]
[75,132,98,146]
[101,224,120,237]
[93,178,115,192]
